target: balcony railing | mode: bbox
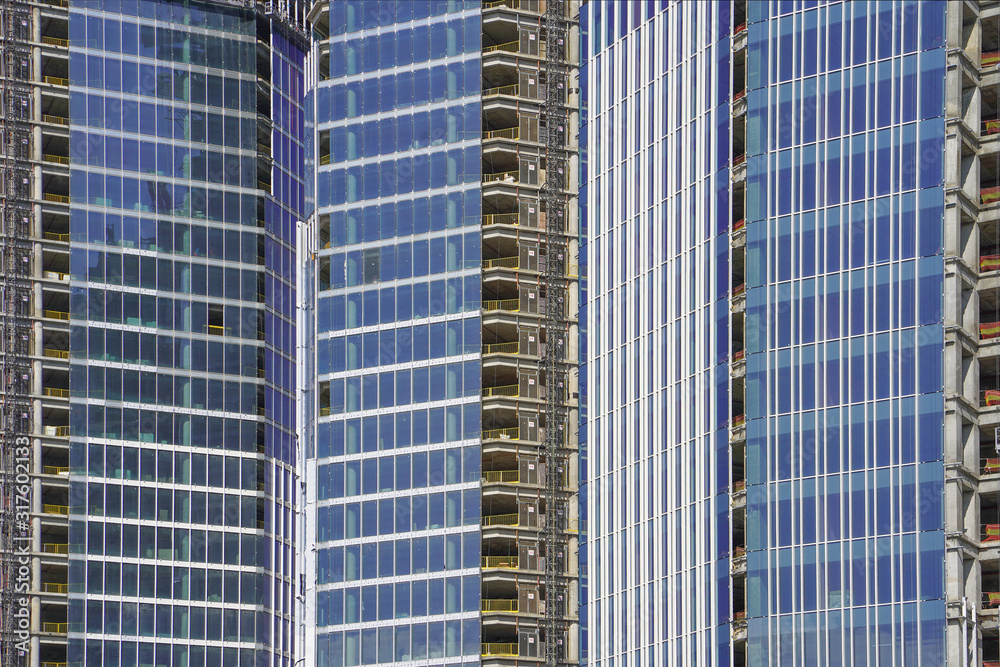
[41,36,68,47]
[482,213,520,226]
[43,387,70,398]
[42,114,68,125]
[43,231,69,242]
[482,427,519,441]
[43,193,70,204]
[483,470,519,483]
[484,84,520,97]
[483,384,519,398]
[484,341,519,355]
[483,256,519,270]
[483,127,519,140]
[483,40,519,54]
[482,298,519,312]
[482,599,518,612]
[483,0,522,9]
[985,458,1000,475]
[43,75,69,86]
[43,504,69,515]
[43,543,68,554]
[483,170,518,184]
[482,643,518,657]
[42,622,67,633]
[42,582,68,593]
[43,466,69,475]
[482,555,518,569]
[482,513,519,527]
[985,592,1000,608]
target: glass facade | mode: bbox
[64,1,306,665]
[584,1,732,664]
[585,1,952,666]
[308,1,484,664]
[743,0,947,663]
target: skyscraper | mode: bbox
[583,0,962,665]
[305,0,582,665]
[1,0,309,665]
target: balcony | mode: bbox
[482,643,518,657]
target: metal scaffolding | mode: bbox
[541,1,570,665]
[0,0,33,664]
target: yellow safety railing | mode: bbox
[482,213,520,226]
[43,543,68,554]
[483,384,519,398]
[43,466,69,475]
[44,271,70,281]
[43,387,70,398]
[483,0,521,7]
[483,84,519,97]
[482,513,518,527]
[482,643,519,657]
[43,193,70,203]
[44,232,69,242]
[42,36,69,47]
[43,310,69,320]
[482,298,519,312]
[319,407,331,416]
[483,170,518,184]
[483,341,518,355]
[482,599,518,612]
[319,154,331,165]
[43,75,68,86]
[483,40,519,54]
[257,142,271,157]
[43,582,68,593]
[205,324,230,336]
[42,622,67,633]
[41,662,68,667]
[482,555,518,568]
[483,256,519,270]
[44,349,69,359]
[44,0,69,7]
[46,426,70,437]
[483,470,519,483]
[482,427,519,441]
[42,114,68,125]
[483,127,518,140]
[43,504,69,515]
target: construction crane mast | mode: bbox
[542,1,571,665]
[0,0,34,664]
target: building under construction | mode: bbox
[307,0,582,663]
[1,0,71,665]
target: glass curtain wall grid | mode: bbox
[1,0,75,665]
[62,1,307,666]
[583,1,732,665]
[308,1,486,665]
[305,0,582,665]
[582,0,959,666]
